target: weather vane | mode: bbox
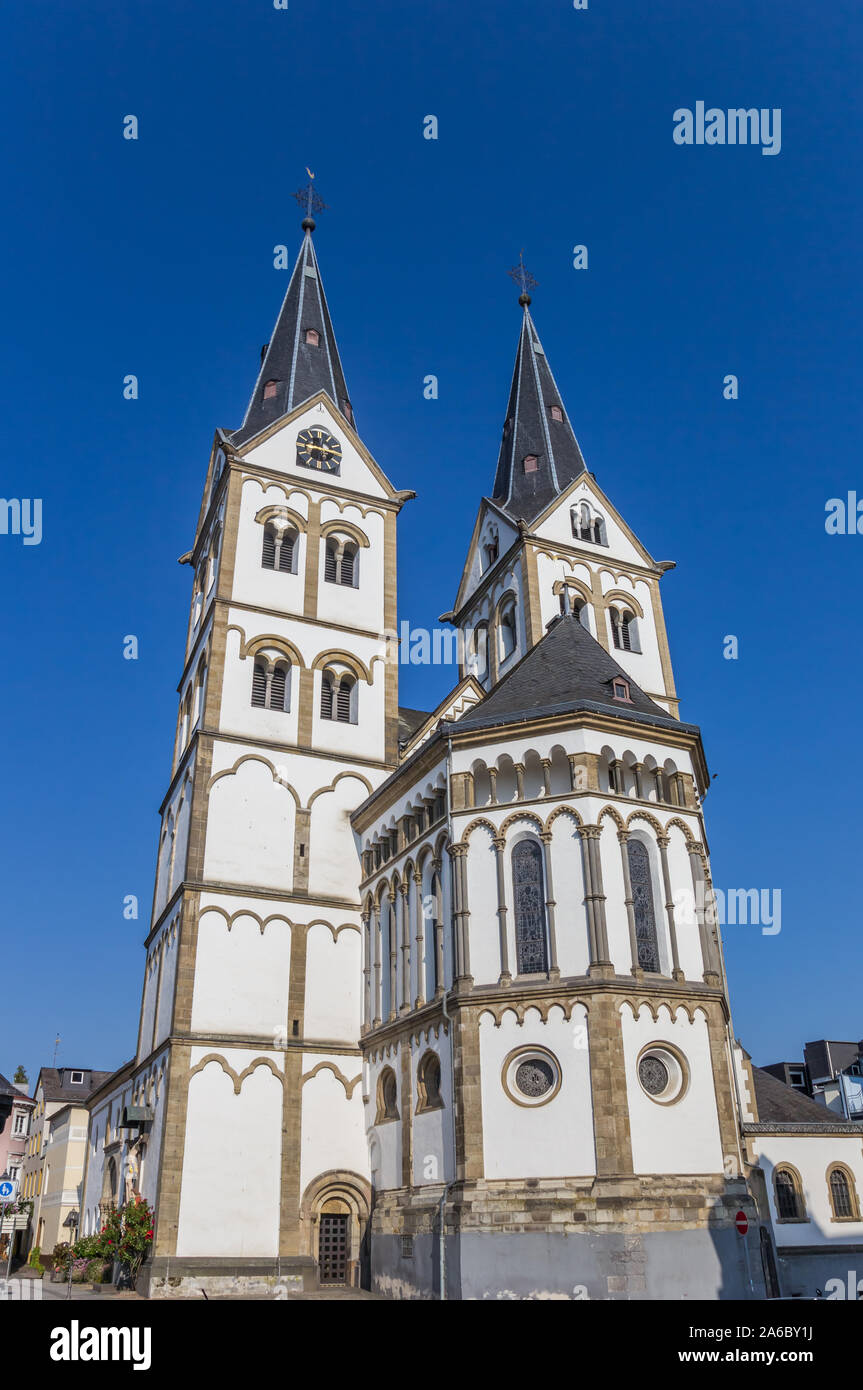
[507,250,537,305]
[292,167,328,229]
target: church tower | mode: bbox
[110,185,412,1295]
[352,266,763,1300]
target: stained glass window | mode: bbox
[628,838,660,972]
[513,839,548,974]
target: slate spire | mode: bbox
[491,274,586,523]
[233,196,353,446]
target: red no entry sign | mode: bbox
[735,1210,749,1236]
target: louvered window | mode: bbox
[278,533,294,573]
[336,678,353,722]
[611,611,634,651]
[251,661,268,708]
[324,542,338,583]
[320,675,334,720]
[262,527,276,569]
[270,666,288,711]
[340,547,355,586]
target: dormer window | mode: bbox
[70,1071,84,1084]
[612,678,632,703]
[263,380,279,400]
[523,455,538,473]
[549,404,563,422]
[305,328,320,347]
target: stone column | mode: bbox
[372,899,382,1027]
[362,908,371,1030]
[579,824,612,975]
[412,868,426,1007]
[448,843,472,988]
[387,891,398,1018]
[432,857,445,997]
[398,882,411,1013]
[492,836,512,985]
[488,768,498,805]
[541,758,552,797]
[577,825,599,964]
[539,831,560,978]
[617,829,642,977]
[656,835,684,981]
[687,843,722,984]
[515,763,525,800]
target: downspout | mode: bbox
[438,730,459,1300]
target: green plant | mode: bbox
[52,1241,72,1276]
[27,1244,44,1274]
[13,1065,28,1084]
[110,1196,155,1284]
[86,1257,111,1284]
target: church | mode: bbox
[80,184,766,1300]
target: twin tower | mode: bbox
[81,205,762,1300]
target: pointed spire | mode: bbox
[491,260,586,523]
[233,177,353,446]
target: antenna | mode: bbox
[52,1034,60,1067]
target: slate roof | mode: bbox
[233,227,352,446]
[450,610,693,736]
[398,707,431,743]
[490,305,587,524]
[0,1072,20,1100]
[751,1067,851,1126]
[38,1068,112,1104]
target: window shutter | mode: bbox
[611,614,621,649]
[622,618,632,652]
[262,527,276,569]
[324,543,337,583]
[270,666,287,711]
[627,618,641,653]
[320,675,334,720]
[337,678,352,722]
[279,533,294,573]
[340,548,355,587]
[251,662,268,707]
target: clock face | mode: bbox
[296,427,342,473]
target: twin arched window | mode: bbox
[498,602,517,662]
[324,538,359,587]
[262,523,297,573]
[773,1164,860,1222]
[571,501,607,546]
[610,607,640,653]
[321,670,357,723]
[512,839,548,975]
[251,659,291,712]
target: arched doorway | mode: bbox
[299,1171,372,1289]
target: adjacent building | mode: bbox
[20,1067,110,1255]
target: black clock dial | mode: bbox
[296,427,342,473]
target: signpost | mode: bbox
[0,1177,21,1285]
[735,1210,749,1237]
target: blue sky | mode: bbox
[1,0,861,1087]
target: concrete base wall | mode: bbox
[775,1245,863,1300]
[372,1227,756,1300]
[142,1255,316,1299]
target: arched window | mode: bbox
[251,659,291,712]
[470,623,489,680]
[324,538,359,587]
[512,839,548,975]
[828,1165,859,1220]
[261,523,297,573]
[628,838,660,972]
[376,1067,399,1122]
[498,602,517,662]
[610,607,640,653]
[559,589,589,627]
[774,1167,805,1221]
[416,1052,444,1112]
[321,671,357,723]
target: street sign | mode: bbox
[735,1210,749,1236]
[0,1181,18,1202]
[0,1216,28,1234]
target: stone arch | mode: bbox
[299,1169,372,1286]
[243,634,306,668]
[186,1053,284,1096]
[311,648,373,683]
[307,769,374,807]
[254,504,308,533]
[206,753,301,808]
[319,517,371,549]
[300,1060,362,1099]
[460,816,498,844]
[500,809,545,838]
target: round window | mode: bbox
[636,1045,687,1105]
[502,1047,561,1108]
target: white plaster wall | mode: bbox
[534,478,649,569]
[307,775,368,899]
[304,922,362,1043]
[753,1135,863,1248]
[154,925,179,1048]
[191,906,292,1038]
[139,955,159,1061]
[242,402,389,499]
[176,1049,283,1256]
[203,755,295,891]
[311,665,386,761]
[299,1057,368,1197]
[549,810,590,976]
[622,1004,724,1175]
[219,625,301,745]
[465,822,500,985]
[480,1005,595,1179]
[316,499,386,632]
[233,479,310,615]
[666,821,704,978]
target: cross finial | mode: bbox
[292,167,328,232]
[507,249,537,306]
